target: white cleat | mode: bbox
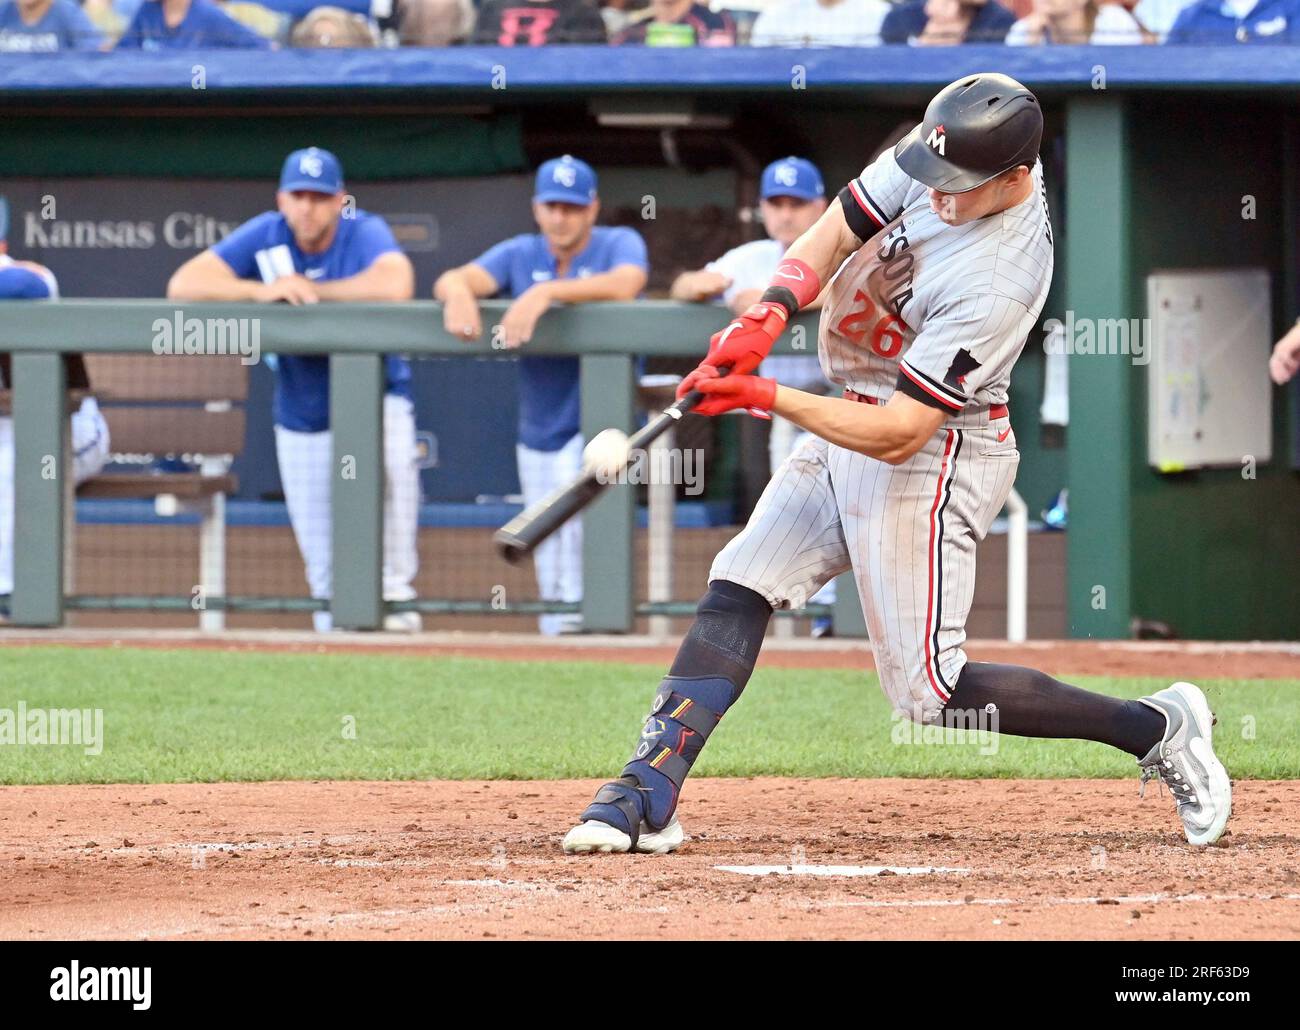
[562,816,685,855]
[1137,681,1232,846]
[383,611,423,633]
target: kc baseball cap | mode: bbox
[761,157,824,201]
[534,155,598,205]
[279,147,345,194]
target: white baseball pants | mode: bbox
[516,431,584,636]
[0,399,111,597]
[274,393,420,632]
[712,406,1018,722]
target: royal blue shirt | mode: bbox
[213,209,412,433]
[0,263,55,299]
[473,226,649,452]
[0,0,103,52]
[116,0,270,49]
[881,0,1015,42]
[1166,0,1300,41]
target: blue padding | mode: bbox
[75,497,736,528]
[4,47,1300,94]
[421,502,522,528]
[76,499,292,526]
[636,501,734,529]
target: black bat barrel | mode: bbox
[494,472,607,564]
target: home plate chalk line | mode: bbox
[796,891,1300,910]
[715,865,970,877]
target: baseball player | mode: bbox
[0,196,111,607]
[434,155,648,635]
[671,156,839,635]
[564,74,1231,855]
[167,148,421,632]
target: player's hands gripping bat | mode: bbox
[676,302,786,398]
[690,367,777,419]
[675,256,821,400]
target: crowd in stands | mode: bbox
[0,0,1297,54]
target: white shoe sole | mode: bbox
[1171,682,1232,846]
[562,817,685,855]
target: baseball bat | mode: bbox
[493,367,729,564]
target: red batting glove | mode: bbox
[676,301,788,400]
[691,369,777,419]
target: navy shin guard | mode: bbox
[580,581,770,847]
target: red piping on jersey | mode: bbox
[900,362,964,411]
[848,179,886,229]
[924,430,957,704]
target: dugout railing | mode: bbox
[3,300,1032,636]
[2,300,832,633]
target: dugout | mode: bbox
[1,46,1297,640]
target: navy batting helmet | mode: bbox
[894,73,1043,194]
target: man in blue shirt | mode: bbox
[167,148,420,632]
[116,0,271,48]
[1166,0,1300,41]
[434,155,649,635]
[0,0,102,51]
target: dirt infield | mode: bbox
[3,777,1299,941]
[1,632,1296,940]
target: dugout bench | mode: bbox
[77,355,248,631]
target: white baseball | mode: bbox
[583,428,631,478]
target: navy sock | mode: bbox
[667,579,771,686]
[944,661,1166,758]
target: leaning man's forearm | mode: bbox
[169,275,260,302]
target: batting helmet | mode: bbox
[894,73,1043,194]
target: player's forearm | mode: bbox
[313,260,414,302]
[771,386,918,465]
[671,271,719,302]
[166,264,263,302]
[541,267,646,304]
[433,267,489,303]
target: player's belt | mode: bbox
[844,388,1008,421]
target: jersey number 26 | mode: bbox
[835,289,904,359]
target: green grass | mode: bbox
[0,647,1296,784]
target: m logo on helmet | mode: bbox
[926,125,946,156]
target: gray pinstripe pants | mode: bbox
[711,408,1019,723]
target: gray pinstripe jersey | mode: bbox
[822,150,1054,411]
